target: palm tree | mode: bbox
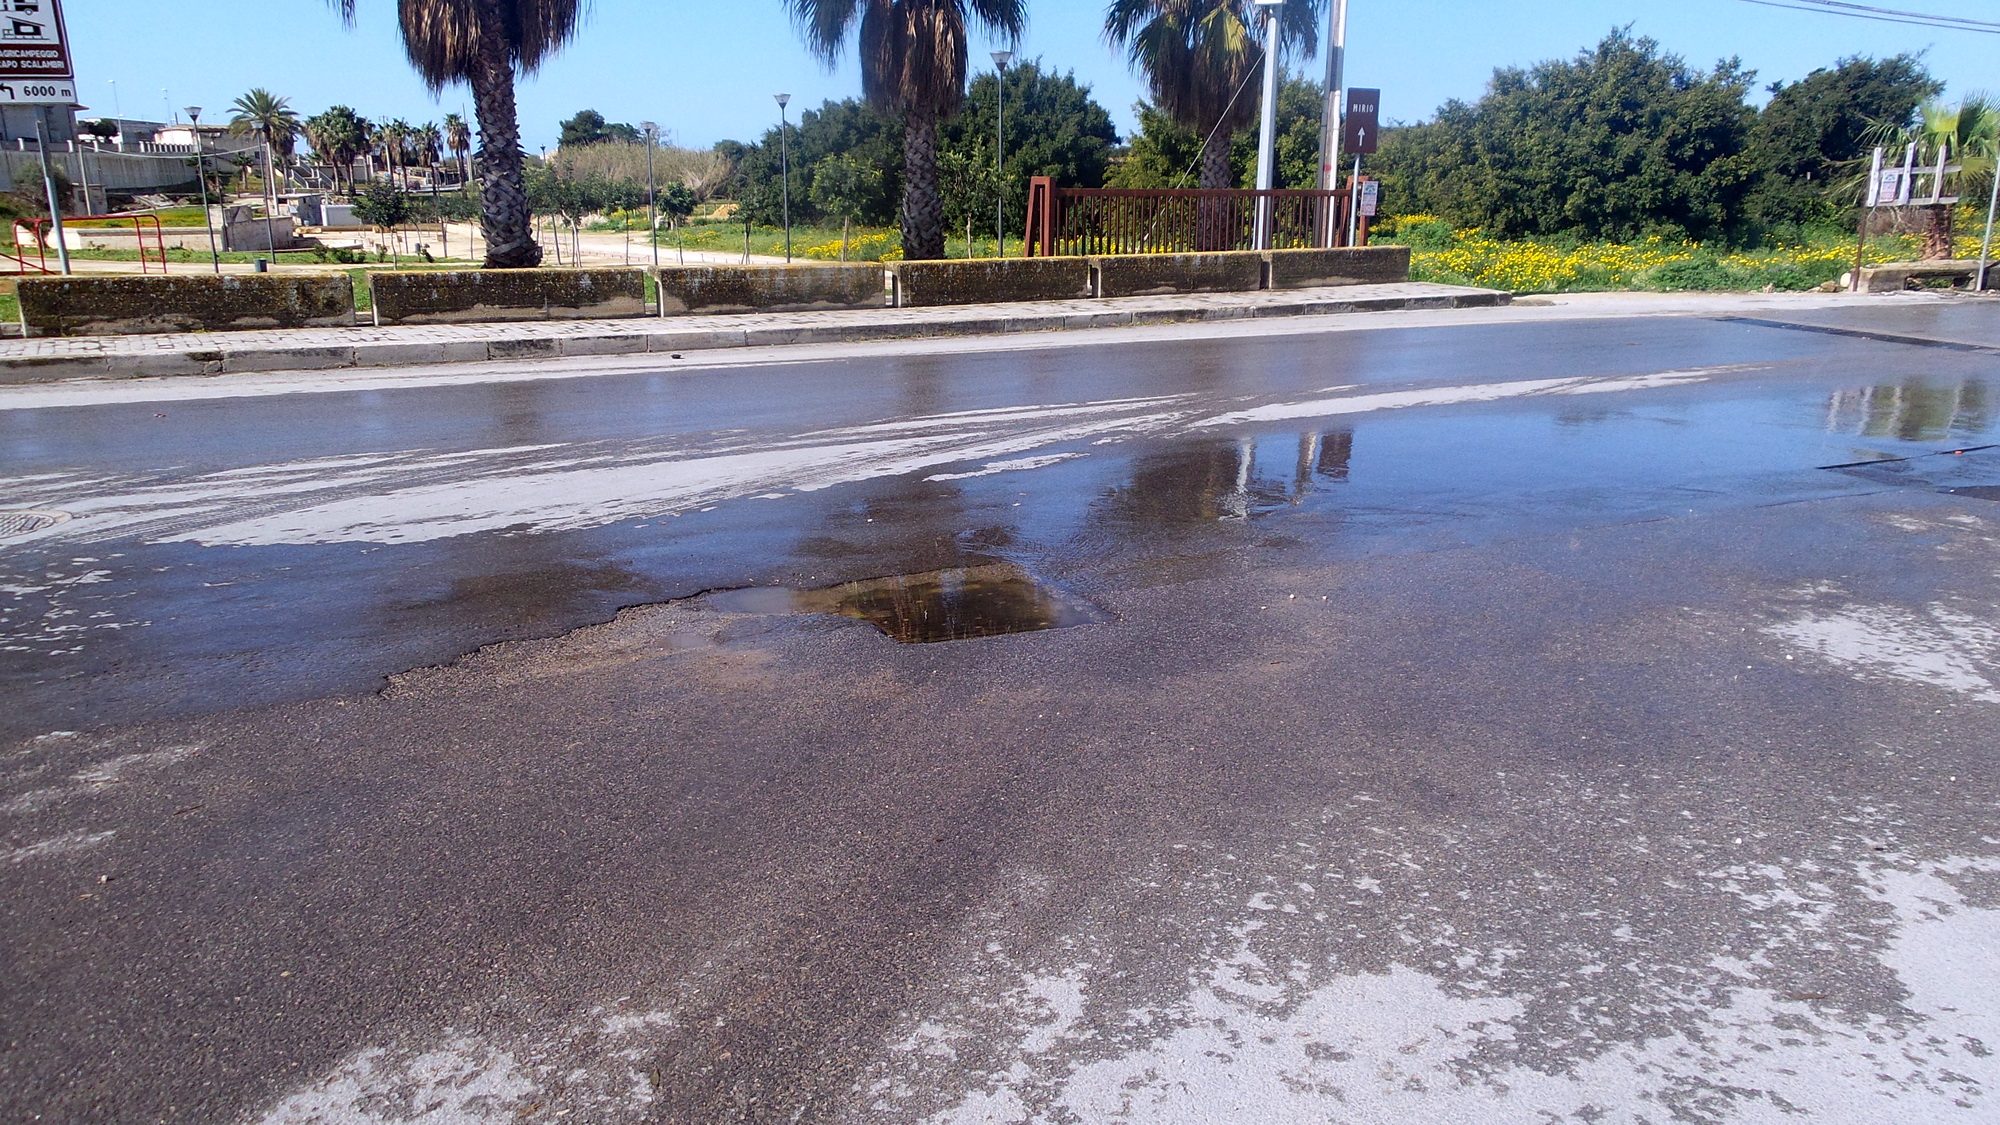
[304,106,369,195]
[229,89,301,223]
[415,121,444,182]
[443,112,472,182]
[1105,0,1319,190]
[789,0,1026,261]
[331,0,584,268]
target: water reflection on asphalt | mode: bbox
[6,318,2000,735]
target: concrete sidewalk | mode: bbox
[0,281,1506,383]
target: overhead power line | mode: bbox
[1733,0,2000,33]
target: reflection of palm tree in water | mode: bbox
[1827,378,1993,442]
[1100,430,1355,525]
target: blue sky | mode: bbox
[74,1,2000,149]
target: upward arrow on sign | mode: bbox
[1342,88,1381,155]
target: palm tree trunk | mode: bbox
[1197,130,1234,250]
[469,3,542,269]
[901,106,946,261]
[1199,130,1233,191]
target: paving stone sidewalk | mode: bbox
[0,282,1507,384]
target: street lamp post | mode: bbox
[1317,0,1348,246]
[992,51,1013,257]
[33,112,70,275]
[1251,0,1284,250]
[186,107,221,274]
[641,121,660,271]
[775,94,792,262]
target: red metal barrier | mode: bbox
[8,213,170,275]
[1024,178,1373,257]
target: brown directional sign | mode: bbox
[1342,88,1380,155]
[0,0,75,105]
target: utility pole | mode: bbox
[775,94,792,263]
[642,121,659,271]
[34,112,70,275]
[992,51,1012,257]
[186,107,221,274]
[1317,0,1348,246]
[1251,0,1284,250]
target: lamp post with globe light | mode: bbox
[186,107,221,274]
[775,94,793,262]
[642,121,660,271]
[1250,0,1284,250]
[992,50,1012,257]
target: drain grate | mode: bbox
[0,510,68,540]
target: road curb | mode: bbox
[0,286,1510,385]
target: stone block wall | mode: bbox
[369,268,647,326]
[659,263,886,315]
[18,273,355,337]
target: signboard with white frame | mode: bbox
[0,0,73,105]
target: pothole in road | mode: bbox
[0,510,68,540]
[705,563,1109,643]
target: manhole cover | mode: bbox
[0,510,68,540]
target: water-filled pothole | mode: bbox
[706,563,1108,643]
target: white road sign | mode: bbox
[1358,180,1380,218]
[0,0,74,105]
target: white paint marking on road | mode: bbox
[1765,602,2000,702]
[2,828,115,864]
[1199,365,1762,427]
[866,852,2000,1124]
[252,1004,681,1124]
[927,454,1086,482]
[1,364,1754,549]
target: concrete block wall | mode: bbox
[369,268,647,326]
[889,257,1095,307]
[659,263,886,315]
[17,273,355,337]
[1091,250,1266,298]
[1265,246,1411,290]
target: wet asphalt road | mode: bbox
[5,294,2000,1123]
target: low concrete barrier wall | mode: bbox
[1091,250,1265,298]
[658,263,886,315]
[18,273,355,337]
[889,257,1094,307]
[1850,260,1996,293]
[1265,246,1410,289]
[369,267,647,326]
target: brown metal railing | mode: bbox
[1023,178,1372,257]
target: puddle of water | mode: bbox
[705,564,1107,643]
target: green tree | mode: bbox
[352,180,414,262]
[942,59,1120,233]
[734,98,904,227]
[1110,74,1318,190]
[808,152,885,257]
[938,139,1000,251]
[330,0,587,268]
[789,0,1028,261]
[1749,54,1938,227]
[1373,30,1758,242]
[558,108,638,147]
[1104,0,1320,190]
